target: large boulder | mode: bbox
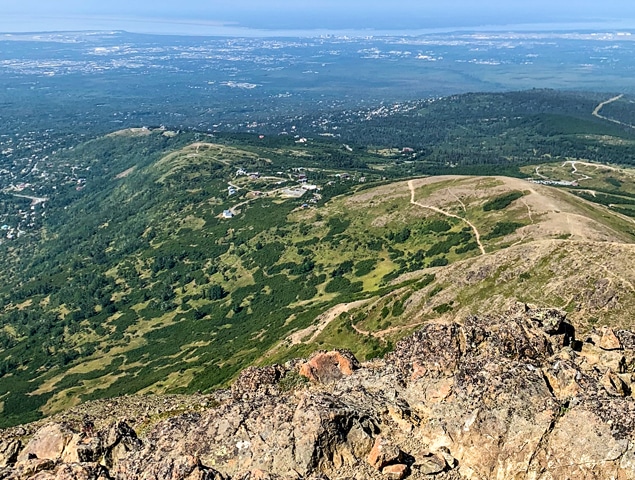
[17,423,75,463]
[299,350,360,383]
[366,436,403,471]
[600,327,622,351]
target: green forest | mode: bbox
[2,89,635,427]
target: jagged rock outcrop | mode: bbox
[2,305,635,479]
[0,420,142,480]
[231,365,287,399]
[299,350,360,383]
[0,439,21,468]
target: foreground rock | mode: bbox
[1,304,635,479]
[299,350,360,383]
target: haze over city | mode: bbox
[2,0,635,35]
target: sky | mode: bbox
[2,0,635,35]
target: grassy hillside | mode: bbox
[1,130,475,426]
[259,175,635,364]
[3,89,635,427]
[4,151,635,427]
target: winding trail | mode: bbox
[288,299,372,345]
[352,320,428,339]
[227,199,251,216]
[593,93,624,120]
[582,189,597,198]
[510,198,535,248]
[535,166,548,180]
[446,188,466,212]
[408,180,486,255]
[592,94,624,119]
[521,198,534,225]
[569,245,635,293]
[564,160,619,172]
[592,94,635,129]
[561,161,591,181]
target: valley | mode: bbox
[2,88,635,430]
[2,137,635,428]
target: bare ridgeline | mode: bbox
[1,304,634,480]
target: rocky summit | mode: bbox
[2,304,635,480]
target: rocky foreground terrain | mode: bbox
[2,304,635,480]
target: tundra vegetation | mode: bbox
[2,90,635,427]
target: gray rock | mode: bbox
[3,306,635,480]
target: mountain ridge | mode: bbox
[5,162,635,426]
[3,89,635,427]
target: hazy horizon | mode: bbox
[2,0,635,36]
